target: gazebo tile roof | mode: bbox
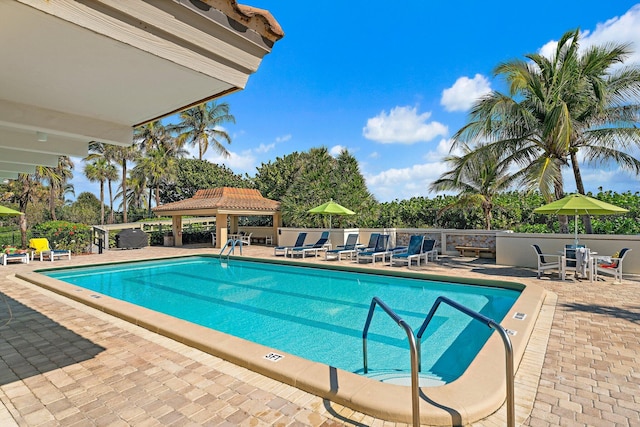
[153,187,280,213]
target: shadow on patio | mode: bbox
[0,292,105,386]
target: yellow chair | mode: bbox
[28,238,71,262]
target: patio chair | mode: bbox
[239,232,253,246]
[389,235,424,268]
[531,244,562,279]
[288,232,330,258]
[28,238,71,262]
[274,232,307,256]
[325,233,359,261]
[356,234,390,265]
[595,248,631,283]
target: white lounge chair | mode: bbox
[1,252,30,265]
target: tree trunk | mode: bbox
[122,160,128,224]
[554,184,569,234]
[19,214,27,249]
[49,184,57,221]
[570,151,593,233]
[100,181,105,226]
[108,179,114,224]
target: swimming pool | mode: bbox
[23,254,546,425]
[41,256,519,385]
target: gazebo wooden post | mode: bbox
[172,215,183,246]
[272,212,282,246]
[216,214,228,249]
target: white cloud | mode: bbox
[329,145,345,157]
[362,106,448,144]
[275,134,292,143]
[365,161,450,202]
[206,150,256,173]
[440,74,492,112]
[369,151,379,159]
[255,142,275,154]
[539,5,640,66]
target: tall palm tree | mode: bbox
[117,173,148,213]
[134,145,178,211]
[84,158,112,225]
[429,145,516,230]
[170,102,235,160]
[37,156,74,221]
[111,145,139,223]
[12,173,46,247]
[453,29,640,232]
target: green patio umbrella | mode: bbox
[0,205,24,216]
[533,193,628,245]
[308,200,355,229]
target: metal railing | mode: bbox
[219,238,243,261]
[416,296,515,427]
[362,297,421,427]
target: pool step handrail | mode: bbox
[219,238,243,260]
[362,297,420,427]
[416,296,515,427]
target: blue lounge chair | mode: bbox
[356,234,390,265]
[358,233,379,253]
[389,235,424,268]
[421,239,438,263]
[325,233,359,261]
[274,232,307,256]
[288,232,330,258]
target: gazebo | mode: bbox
[152,187,281,248]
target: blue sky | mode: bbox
[73,1,640,203]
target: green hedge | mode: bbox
[31,221,91,254]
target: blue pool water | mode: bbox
[43,256,519,384]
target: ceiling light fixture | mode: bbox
[36,131,48,142]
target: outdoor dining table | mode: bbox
[559,248,598,282]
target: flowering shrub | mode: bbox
[31,221,91,254]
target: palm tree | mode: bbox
[111,145,139,223]
[117,173,148,213]
[37,156,74,221]
[134,145,178,211]
[12,173,46,247]
[84,158,112,225]
[170,102,235,160]
[452,29,640,232]
[429,145,516,230]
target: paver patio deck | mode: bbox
[0,244,637,426]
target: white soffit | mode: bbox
[0,0,281,171]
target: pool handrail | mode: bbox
[416,296,515,427]
[220,238,243,260]
[362,297,420,427]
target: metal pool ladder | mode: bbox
[219,238,243,261]
[362,296,515,427]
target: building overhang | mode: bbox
[0,0,282,176]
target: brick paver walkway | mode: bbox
[0,245,637,426]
